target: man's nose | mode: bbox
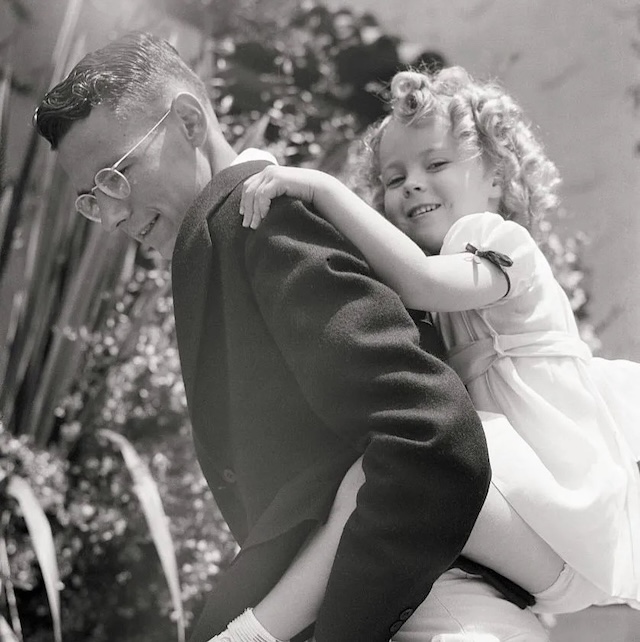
[95,192,131,232]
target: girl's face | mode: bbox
[379,116,500,255]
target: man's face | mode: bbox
[57,103,203,259]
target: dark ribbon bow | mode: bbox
[465,243,514,268]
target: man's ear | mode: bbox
[172,92,208,147]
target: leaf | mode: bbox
[6,477,61,642]
[0,0,83,281]
[0,61,12,192]
[98,429,185,642]
[23,226,132,445]
[0,184,12,254]
[0,614,20,642]
[0,528,22,641]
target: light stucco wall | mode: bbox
[327,0,640,360]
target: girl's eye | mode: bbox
[384,175,404,188]
[427,161,448,171]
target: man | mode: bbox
[35,33,547,642]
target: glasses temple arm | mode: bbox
[110,109,171,170]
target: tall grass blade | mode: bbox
[0,0,83,282]
[0,291,24,425]
[50,0,84,87]
[24,226,131,445]
[0,523,22,642]
[0,614,20,642]
[0,184,12,256]
[98,429,185,642]
[0,61,12,191]
[6,477,62,642]
[2,155,60,429]
[0,125,36,282]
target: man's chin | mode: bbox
[155,238,176,261]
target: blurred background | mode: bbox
[0,1,638,640]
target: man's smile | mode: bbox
[138,213,159,240]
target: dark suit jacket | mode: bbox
[172,160,491,642]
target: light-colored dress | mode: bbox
[434,211,640,606]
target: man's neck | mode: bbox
[206,130,238,176]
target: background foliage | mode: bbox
[0,0,596,640]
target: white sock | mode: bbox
[532,563,607,614]
[226,609,287,642]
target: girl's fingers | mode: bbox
[249,196,263,229]
[241,175,262,227]
[241,172,280,229]
[240,183,251,227]
[250,189,273,228]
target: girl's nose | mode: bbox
[403,180,424,197]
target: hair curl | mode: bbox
[356,66,561,231]
[35,32,209,149]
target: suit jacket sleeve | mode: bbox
[244,197,491,642]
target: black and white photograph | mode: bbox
[0,1,639,641]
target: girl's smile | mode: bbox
[407,203,442,218]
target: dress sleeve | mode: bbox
[441,211,538,302]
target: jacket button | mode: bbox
[222,468,237,483]
[389,621,403,634]
[399,608,414,621]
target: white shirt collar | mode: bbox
[231,148,278,166]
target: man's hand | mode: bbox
[240,166,322,229]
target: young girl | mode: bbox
[214,67,640,642]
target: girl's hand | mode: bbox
[240,166,319,229]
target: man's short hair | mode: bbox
[35,32,209,149]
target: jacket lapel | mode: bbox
[171,161,272,400]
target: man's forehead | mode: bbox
[56,105,138,186]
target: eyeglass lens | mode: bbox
[75,195,101,222]
[75,168,130,221]
[95,168,131,199]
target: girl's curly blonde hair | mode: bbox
[356,67,561,231]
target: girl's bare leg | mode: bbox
[254,457,563,640]
[463,482,563,593]
[253,460,365,639]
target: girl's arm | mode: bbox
[241,167,508,312]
